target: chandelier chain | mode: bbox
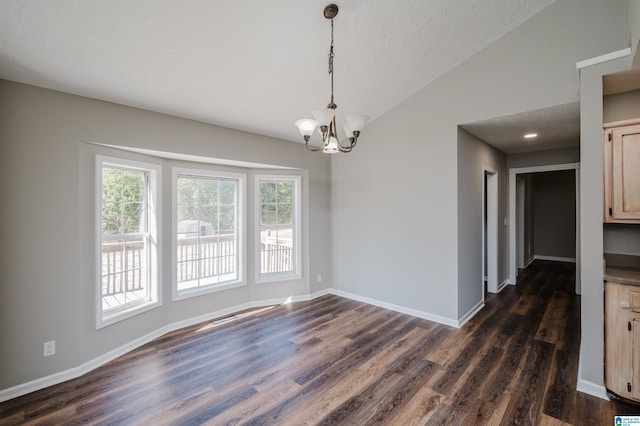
[327,18,336,109]
[328,18,334,75]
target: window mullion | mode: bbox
[144,172,150,298]
[103,232,147,241]
[144,173,149,233]
[120,170,125,235]
[196,179,201,286]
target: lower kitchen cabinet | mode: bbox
[605,280,640,402]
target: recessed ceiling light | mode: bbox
[524,133,538,139]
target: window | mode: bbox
[97,156,161,328]
[256,175,301,282]
[174,169,245,299]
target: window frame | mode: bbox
[255,174,302,283]
[172,167,246,301]
[95,155,162,329]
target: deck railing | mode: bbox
[176,234,236,283]
[101,240,145,296]
[260,234,293,274]
[102,234,293,297]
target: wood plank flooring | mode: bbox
[2,260,640,425]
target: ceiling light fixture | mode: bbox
[524,133,538,139]
[295,4,369,154]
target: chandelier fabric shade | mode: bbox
[295,4,369,154]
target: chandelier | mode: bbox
[295,4,369,154]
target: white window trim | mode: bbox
[172,167,247,301]
[95,155,162,329]
[255,174,302,283]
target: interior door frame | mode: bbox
[483,166,499,295]
[516,175,525,272]
[508,162,581,293]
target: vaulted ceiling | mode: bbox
[1,0,560,149]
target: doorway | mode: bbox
[508,163,580,293]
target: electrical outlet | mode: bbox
[44,340,56,357]
[317,274,322,283]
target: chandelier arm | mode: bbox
[337,136,357,152]
[320,125,329,140]
[334,128,357,151]
[305,139,323,152]
[336,139,352,152]
[330,117,347,151]
[336,138,350,151]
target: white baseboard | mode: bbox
[0,292,329,404]
[523,255,576,268]
[307,288,331,300]
[523,256,535,269]
[0,287,460,403]
[458,300,484,328]
[497,279,510,292]
[328,288,460,328]
[576,378,609,400]
[534,255,576,263]
[576,354,609,401]
[0,324,175,404]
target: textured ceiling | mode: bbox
[0,0,557,147]
[461,103,580,154]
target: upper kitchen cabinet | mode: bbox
[604,118,640,223]
[603,70,640,225]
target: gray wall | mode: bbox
[331,0,625,323]
[532,170,577,259]
[580,55,631,393]
[457,128,507,316]
[507,146,580,169]
[604,89,640,122]
[629,0,640,66]
[604,224,640,255]
[0,80,332,391]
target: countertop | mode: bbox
[604,253,640,286]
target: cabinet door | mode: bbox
[611,124,640,221]
[605,281,635,400]
[634,320,640,399]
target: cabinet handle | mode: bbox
[629,321,633,331]
[629,382,632,392]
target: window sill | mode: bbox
[255,273,302,284]
[98,299,162,329]
[173,280,247,302]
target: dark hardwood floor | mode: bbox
[2,260,640,425]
